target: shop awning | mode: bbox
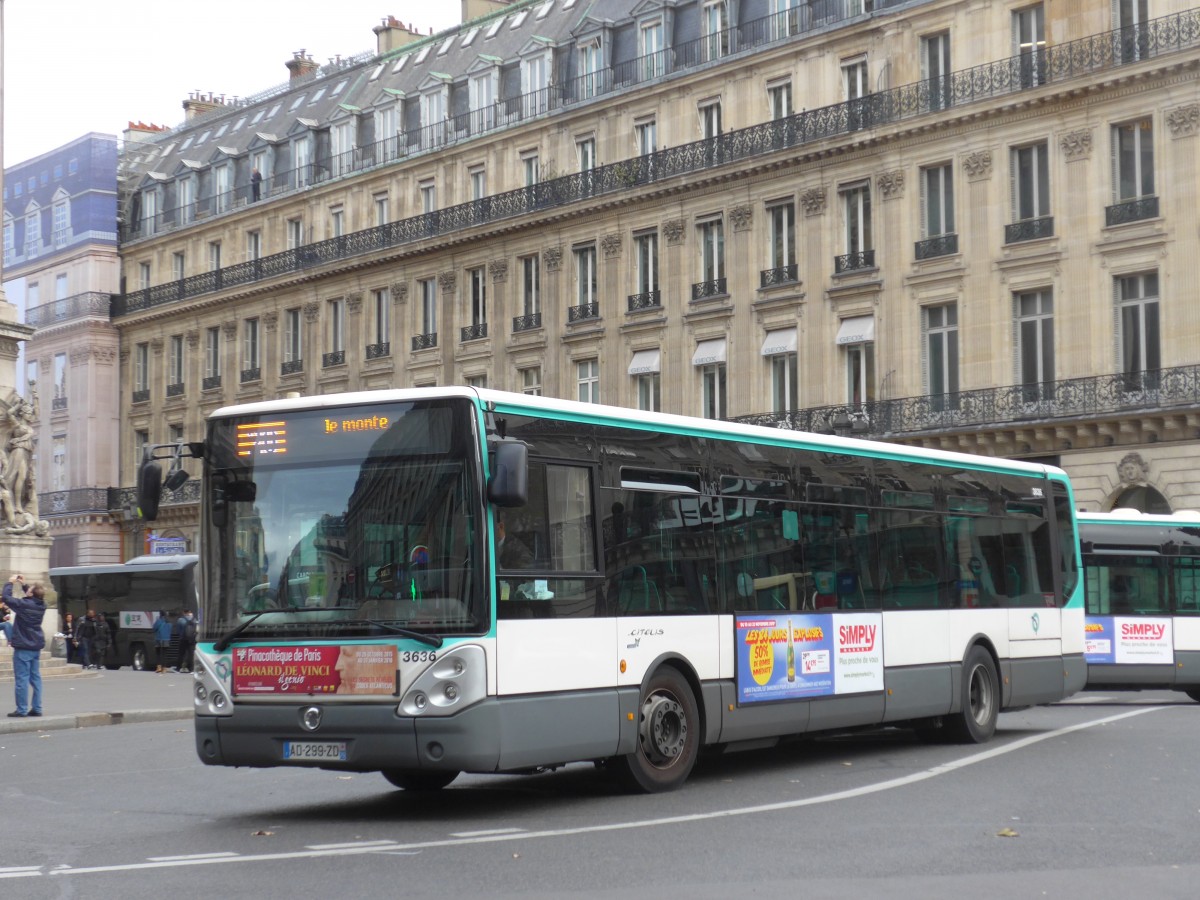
[628,348,661,375]
[760,328,798,356]
[836,315,875,345]
[691,338,727,366]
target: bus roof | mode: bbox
[208,386,1068,481]
[50,554,199,578]
[1078,509,1200,526]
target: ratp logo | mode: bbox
[1030,613,1040,634]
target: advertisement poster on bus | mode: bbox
[232,644,398,695]
[735,612,883,704]
[1084,616,1173,665]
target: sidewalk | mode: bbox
[0,666,194,735]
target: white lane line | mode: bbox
[147,852,240,862]
[50,705,1166,877]
[305,840,400,850]
[449,828,526,838]
[0,866,42,879]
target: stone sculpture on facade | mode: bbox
[0,384,50,536]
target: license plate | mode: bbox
[283,740,347,761]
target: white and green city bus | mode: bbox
[139,387,1085,792]
[1080,509,1200,701]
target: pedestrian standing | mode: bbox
[6,577,46,717]
[61,612,77,663]
[153,610,173,673]
[175,609,197,673]
[76,608,98,668]
[91,612,112,670]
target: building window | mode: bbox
[420,180,437,214]
[577,358,600,403]
[701,364,727,419]
[1112,118,1155,202]
[577,137,596,173]
[294,136,312,188]
[283,307,303,364]
[374,193,390,226]
[208,241,221,271]
[702,0,729,61]
[1013,5,1046,87]
[842,182,873,257]
[55,273,68,301]
[637,373,661,412]
[698,218,725,283]
[243,318,260,371]
[376,104,399,162]
[579,40,603,99]
[54,353,67,399]
[522,151,540,187]
[921,32,951,111]
[469,267,487,328]
[640,19,665,80]
[845,341,875,406]
[168,334,184,386]
[767,80,793,120]
[770,351,798,412]
[521,255,540,317]
[134,342,150,392]
[3,219,13,265]
[214,164,232,213]
[466,374,488,390]
[172,251,185,281]
[330,206,344,238]
[205,326,220,379]
[575,244,598,311]
[372,288,390,346]
[767,201,795,271]
[924,304,959,410]
[635,119,657,156]
[469,166,487,202]
[419,277,438,337]
[328,298,345,353]
[1014,290,1054,402]
[918,163,955,257]
[469,70,497,130]
[331,120,356,176]
[521,53,550,116]
[773,0,803,38]
[1116,272,1160,391]
[842,56,869,130]
[635,231,659,296]
[52,436,67,491]
[1012,142,1050,221]
[179,177,195,224]
[24,210,39,257]
[420,89,447,148]
[287,218,304,250]
[52,200,69,247]
[521,366,542,396]
[139,262,151,290]
[246,230,261,261]
[1115,0,1149,63]
[699,100,722,139]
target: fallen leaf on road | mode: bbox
[252,830,275,837]
[996,828,1019,838]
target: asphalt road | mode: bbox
[3,691,1199,899]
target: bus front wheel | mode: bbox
[131,645,149,672]
[381,769,459,792]
[611,667,700,793]
[945,645,999,743]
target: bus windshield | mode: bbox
[201,398,486,640]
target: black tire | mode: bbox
[611,666,700,793]
[944,645,999,743]
[1185,690,1200,704]
[131,645,148,672]
[381,769,459,792]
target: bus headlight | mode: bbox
[194,683,208,703]
[398,644,486,716]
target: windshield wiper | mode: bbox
[360,619,443,648]
[213,606,344,651]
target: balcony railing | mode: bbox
[114,9,1200,316]
[166,382,185,397]
[512,312,542,332]
[1106,195,1160,227]
[567,302,599,323]
[25,291,113,328]
[365,342,390,359]
[460,323,488,342]
[1005,216,1055,244]
[732,364,1200,438]
[835,250,875,274]
[323,350,346,367]
[132,389,150,404]
[38,487,113,516]
[914,233,958,260]
[240,367,261,383]
[51,395,68,411]
[281,359,304,375]
[627,290,661,312]
[412,332,437,351]
[691,278,727,300]
[760,264,799,288]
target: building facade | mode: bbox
[3,133,124,565]
[114,0,1200,547]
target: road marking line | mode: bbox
[49,706,1166,878]
[305,841,399,850]
[449,828,526,837]
[147,852,239,862]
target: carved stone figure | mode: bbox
[0,385,50,536]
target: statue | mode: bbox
[0,383,49,536]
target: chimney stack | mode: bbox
[373,16,424,55]
[461,0,514,24]
[182,91,227,120]
[124,121,168,144]
[285,49,320,81]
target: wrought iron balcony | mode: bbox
[113,9,1200,317]
[25,291,113,328]
[132,389,150,404]
[1005,216,1055,244]
[834,250,875,274]
[460,323,488,342]
[38,487,113,516]
[567,302,599,323]
[732,364,1200,439]
[166,382,185,397]
[512,312,542,333]
[202,374,222,390]
[240,367,261,383]
[365,342,390,360]
[627,290,662,312]
[914,234,958,260]
[51,395,68,411]
[691,279,727,301]
[411,333,437,351]
[281,359,304,376]
[760,264,798,289]
[1106,196,1160,227]
[323,350,346,368]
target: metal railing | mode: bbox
[322,350,346,367]
[512,312,542,332]
[460,323,488,342]
[1005,216,1054,243]
[411,333,437,351]
[914,233,957,260]
[1106,196,1160,226]
[240,367,261,383]
[114,9,1200,316]
[25,291,113,328]
[51,396,68,411]
[627,290,662,312]
[132,389,149,404]
[760,264,799,288]
[732,363,1200,438]
[835,250,875,273]
[365,342,390,359]
[281,359,304,375]
[166,382,185,397]
[567,302,599,322]
[202,375,222,390]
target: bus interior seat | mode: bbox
[616,566,662,613]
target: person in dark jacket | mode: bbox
[153,611,173,673]
[91,612,113,670]
[76,609,99,669]
[5,576,46,717]
[175,609,197,673]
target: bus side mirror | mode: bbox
[488,441,528,508]
[137,453,163,521]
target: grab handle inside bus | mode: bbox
[488,440,529,508]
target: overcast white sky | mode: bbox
[3,0,463,167]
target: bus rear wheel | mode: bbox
[944,645,999,743]
[611,667,700,793]
[131,645,149,672]
[381,769,459,792]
